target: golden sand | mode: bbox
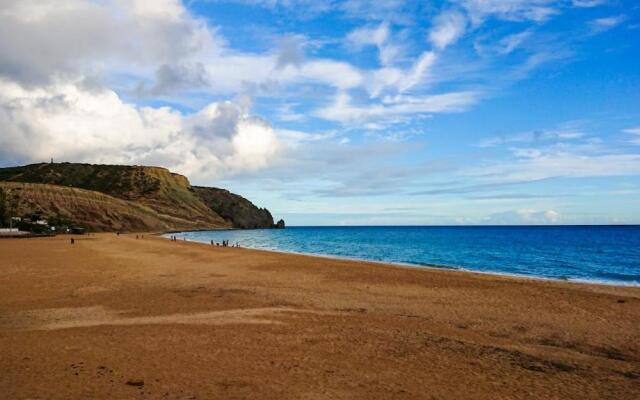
[1,234,638,399]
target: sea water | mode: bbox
[168,226,640,286]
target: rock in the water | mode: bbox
[275,219,285,229]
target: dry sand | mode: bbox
[0,234,638,399]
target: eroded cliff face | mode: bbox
[0,163,280,231]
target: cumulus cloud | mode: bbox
[137,63,210,96]
[0,0,291,179]
[0,0,218,85]
[275,35,307,69]
[0,79,280,179]
[0,0,367,180]
[0,0,576,160]
[1,0,631,204]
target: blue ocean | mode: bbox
[168,226,640,286]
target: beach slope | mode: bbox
[0,234,638,399]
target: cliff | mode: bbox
[0,181,217,232]
[0,163,281,232]
[192,186,274,229]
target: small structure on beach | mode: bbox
[70,226,86,235]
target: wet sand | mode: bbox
[0,234,639,399]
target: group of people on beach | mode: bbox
[165,235,239,248]
[112,232,241,248]
[211,239,240,248]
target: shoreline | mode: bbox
[164,232,640,289]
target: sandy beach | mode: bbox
[0,234,638,399]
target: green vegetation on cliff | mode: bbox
[192,186,274,229]
[0,163,280,232]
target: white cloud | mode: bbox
[623,127,640,145]
[428,9,467,50]
[1,0,631,207]
[477,125,586,147]
[0,0,366,97]
[347,22,390,48]
[467,148,640,183]
[0,0,378,180]
[339,0,416,23]
[589,15,626,33]
[347,22,401,66]
[275,35,307,69]
[457,0,558,24]
[572,0,608,8]
[0,79,280,180]
[498,30,533,54]
[291,60,364,89]
[136,62,210,96]
[0,0,219,85]
[275,103,305,122]
[0,0,289,179]
[483,209,561,224]
[365,51,437,98]
[315,90,479,124]
[415,126,640,201]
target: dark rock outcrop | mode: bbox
[192,186,275,229]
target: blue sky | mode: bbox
[0,0,638,225]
